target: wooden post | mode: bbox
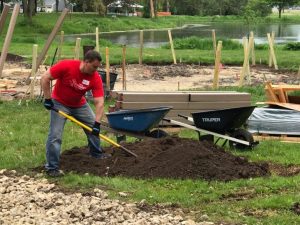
[0,4,10,35]
[0,4,20,78]
[213,41,222,89]
[139,30,143,65]
[122,45,126,90]
[212,29,217,56]
[74,38,81,60]
[150,0,155,18]
[95,27,99,52]
[250,31,256,66]
[30,44,38,99]
[298,66,300,79]
[106,47,110,92]
[35,8,69,74]
[168,29,177,64]
[267,33,278,70]
[268,32,275,67]
[57,30,64,60]
[239,37,251,87]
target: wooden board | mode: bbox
[117,101,251,110]
[190,92,251,102]
[118,92,190,102]
[266,102,300,112]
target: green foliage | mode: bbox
[284,42,300,51]
[162,37,242,50]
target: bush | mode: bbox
[284,42,300,51]
[162,36,242,50]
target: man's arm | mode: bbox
[94,96,104,122]
[41,70,54,99]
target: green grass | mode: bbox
[1,84,300,224]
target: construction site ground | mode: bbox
[1,61,299,100]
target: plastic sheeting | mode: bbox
[247,107,300,135]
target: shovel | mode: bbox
[51,108,138,158]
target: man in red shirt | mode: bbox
[41,50,110,177]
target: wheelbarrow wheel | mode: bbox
[229,129,254,150]
[146,129,169,138]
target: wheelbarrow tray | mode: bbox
[106,107,172,133]
[191,106,256,133]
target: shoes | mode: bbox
[90,152,112,159]
[46,169,64,177]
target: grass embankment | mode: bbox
[0,13,299,70]
[1,85,300,225]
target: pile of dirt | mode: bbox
[60,137,269,181]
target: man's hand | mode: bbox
[44,99,54,110]
[91,121,101,136]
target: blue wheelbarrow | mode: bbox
[102,106,172,139]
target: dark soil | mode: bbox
[1,52,25,62]
[291,202,300,215]
[60,137,269,181]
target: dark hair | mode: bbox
[84,50,102,62]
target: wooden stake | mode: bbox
[268,32,275,67]
[239,37,251,87]
[0,4,10,35]
[74,38,81,59]
[213,41,222,89]
[168,29,177,64]
[139,30,143,65]
[57,31,64,60]
[298,66,300,79]
[0,4,20,78]
[35,9,69,73]
[267,33,278,70]
[30,44,38,99]
[212,29,217,56]
[95,27,99,52]
[106,47,110,92]
[250,31,256,66]
[122,45,126,90]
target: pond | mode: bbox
[67,23,300,48]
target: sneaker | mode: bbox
[46,169,64,177]
[90,153,112,159]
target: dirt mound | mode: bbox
[60,137,269,181]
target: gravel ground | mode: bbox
[0,169,214,225]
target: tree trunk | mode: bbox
[278,7,282,18]
[56,0,59,12]
[1,0,3,12]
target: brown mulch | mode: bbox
[59,136,269,181]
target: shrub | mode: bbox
[284,42,300,51]
[162,36,242,50]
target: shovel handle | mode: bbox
[51,108,138,158]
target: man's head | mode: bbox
[81,50,102,74]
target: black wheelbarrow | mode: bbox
[164,106,258,150]
[101,107,172,140]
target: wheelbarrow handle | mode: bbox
[51,108,138,158]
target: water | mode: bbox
[67,23,300,48]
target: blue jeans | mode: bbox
[45,99,103,171]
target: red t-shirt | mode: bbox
[50,60,104,107]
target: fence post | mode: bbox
[139,30,143,65]
[267,33,278,70]
[213,41,222,89]
[122,45,127,90]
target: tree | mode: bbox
[267,0,299,18]
[22,0,35,23]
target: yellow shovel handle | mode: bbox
[52,108,137,158]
